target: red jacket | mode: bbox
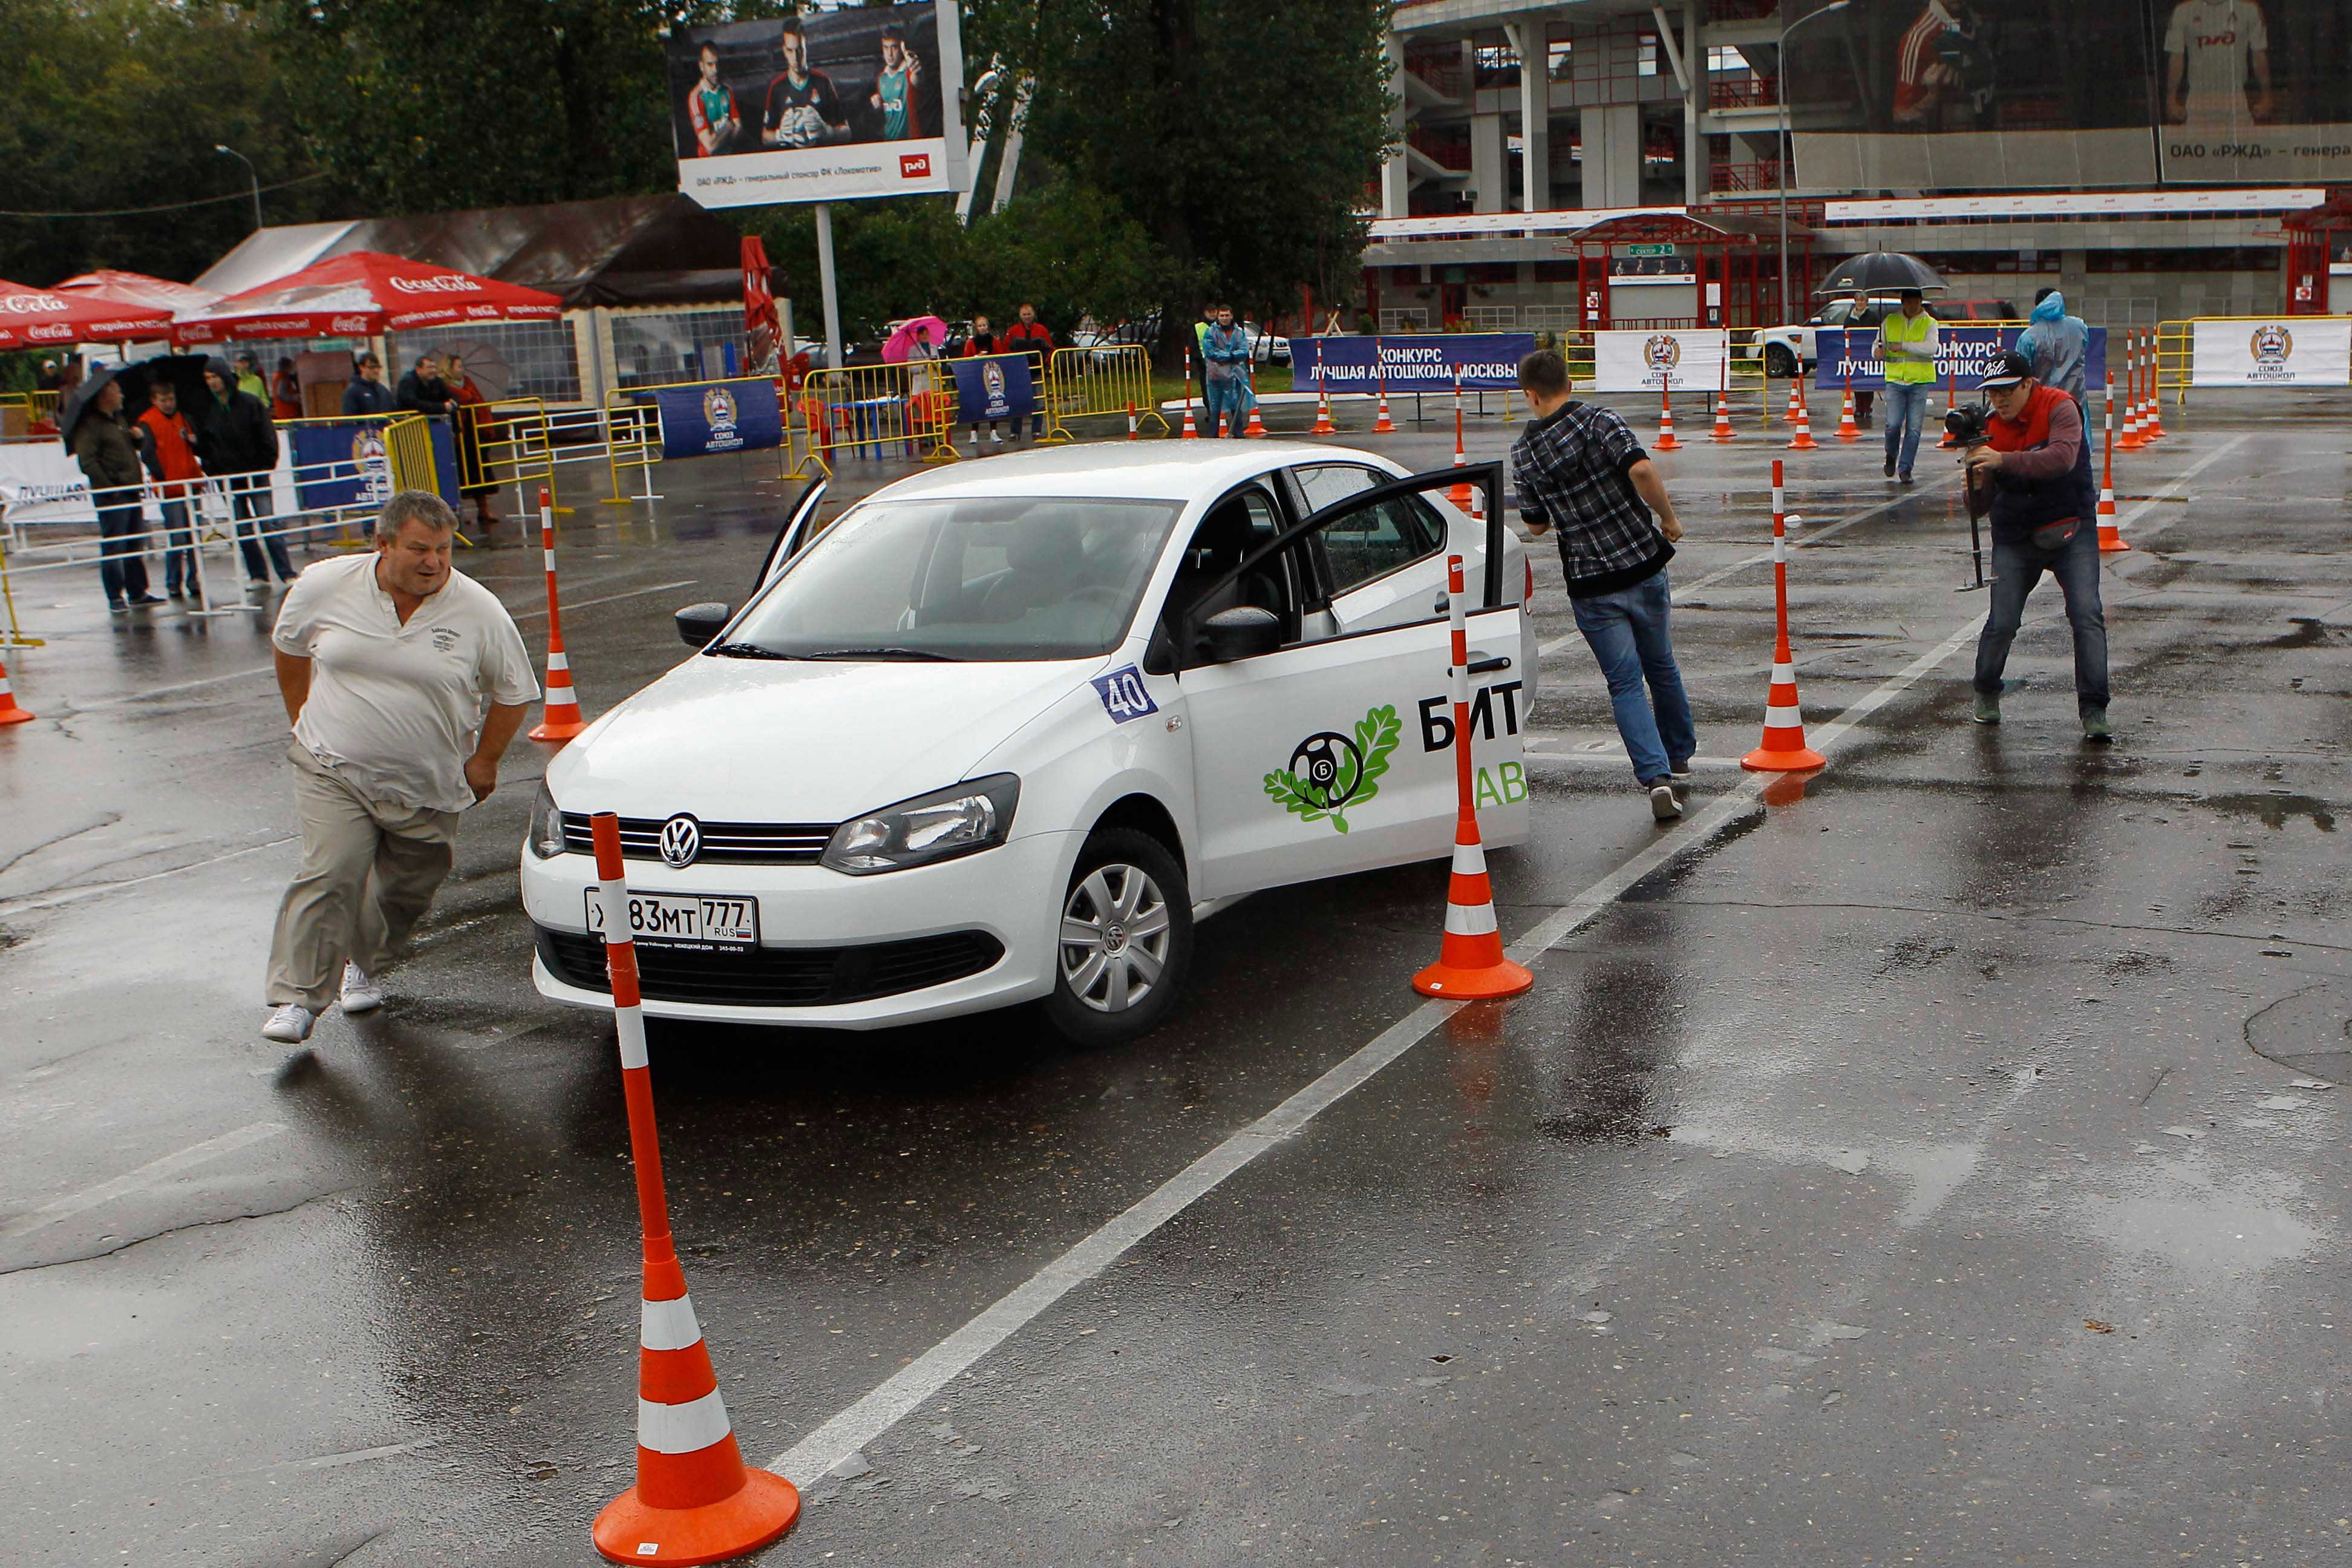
[137,406,204,498]
[1001,321,1052,362]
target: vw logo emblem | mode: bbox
[658,815,701,868]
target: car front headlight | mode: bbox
[525,780,569,860]
[821,774,1019,876]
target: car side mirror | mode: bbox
[676,601,732,649]
[1194,605,1281,664]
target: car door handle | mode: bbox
[1461,653,1511,675]
[1432,594,1451,615]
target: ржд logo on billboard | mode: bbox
[900,153,932,179]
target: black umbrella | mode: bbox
[53,361,123,448]
[1813,252,1947,296]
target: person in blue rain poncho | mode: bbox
[2015,287,2089,410]
[1200,304,1255,438]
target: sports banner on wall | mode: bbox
[631,377,786,459]
[2190,318,2352,384]
[288,420,397,512]
[1814,327,2109,391]
[1290,334,1537,394]
[1589,330,1731,393]
[667,4,968,207]
[951,353,1037,425]
[2158,0,2352,183]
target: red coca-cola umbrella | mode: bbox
[0,278,174,348]
[51,270,221,315]
[169,250,561,346]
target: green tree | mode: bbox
[972,0,1395,359]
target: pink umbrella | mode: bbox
[882,315,949,363]
[0,279,173,347]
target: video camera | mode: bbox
[1942,402,1991,449]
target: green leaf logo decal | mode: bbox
[1264,704,1400,835]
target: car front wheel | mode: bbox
[1042,828,1193,1047]
[1765,344,1798,379]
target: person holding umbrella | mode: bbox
[63,371,163,612]
[1875,287,1941,485]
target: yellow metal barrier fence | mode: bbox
[601,389,665,503]
[796,362,956,474]
[456,396,557,509]
[1046,344,1168,438]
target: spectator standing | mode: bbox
[270,358,304,422]
[70,377,163,612]
[962,314,1006,445]
[342,353,396,416]
[260,489,539,1045]
[1511,347,1696,823]
[1001,303,1053,440]
[234,351,267,402]
[36,359,64,392]
[395,354,456,418]
[2015,286,2089,410]
[1963,349,2108,739]
[444,353,503,528]
[1875,287,1940,485]
[201,356,296,587]
[137,381,206,599]
[1200,305,1253,438]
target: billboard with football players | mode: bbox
[2156,0,2352,183]
[666,3,968,207]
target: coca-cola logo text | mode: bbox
[0,295,71,315]
[329,315,373,333]
[386,275,483,295]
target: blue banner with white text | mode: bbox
[630,377,785,459]
[1815,328,2108,394]
[950,353,1037,425]
[1292,333,1536,394]
[289,419,400,512]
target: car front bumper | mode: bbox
[521,830,1074,1029]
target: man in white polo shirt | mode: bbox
[262,489,540,1044]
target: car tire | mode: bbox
[1765,344,1798,379]
[1041,827,1193,1048]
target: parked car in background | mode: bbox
[1748,296,2022,377]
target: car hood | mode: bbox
[547,653,1105,823]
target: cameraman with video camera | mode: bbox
[1955,350,2108,740]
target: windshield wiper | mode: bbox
[706,641,801,660]
[803,647,960,661]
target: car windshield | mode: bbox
[722,495,1185,661]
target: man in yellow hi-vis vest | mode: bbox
[1877,288,1941,486]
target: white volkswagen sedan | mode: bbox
[523,442,1536,1046]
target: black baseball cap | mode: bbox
[1978,349,2033,390]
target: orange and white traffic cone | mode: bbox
[1653,384,1682,451]
[528,488,588,743]
[2142,332,2167,439]
[1786,393,1820,451]
[2118,358,2145,452]
[1181,353,1199,439]
[1710,377,1737,441]
[1126,402,1138,440]
[1742,460,1826,773]
[2096,370,2129,554]
[1243,401,1267,439]
[1834,385,1861,442]
[1448,373,1473,505]
[0,648,32,726]
[1372,378,1396,435]
[1218,413,1230,438]
[1785,379,1805,425]
[1413,555,1533,1001]
[1310,364,1337,435]
[587,813,800,1566]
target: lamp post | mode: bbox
[215,144,263,232]
[1775,0,1849,320]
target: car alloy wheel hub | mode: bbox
[1059,863,1171,1014]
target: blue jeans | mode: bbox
[230,476,296,583]
[157,498,195,593]
[1570,569,1696,786]
[1882,381,1929,476]
[96,505,152,605]
[1973,520,2109,711]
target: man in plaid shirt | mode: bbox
[1511,348,1697,822]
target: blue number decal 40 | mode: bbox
[1090,665,1160,724]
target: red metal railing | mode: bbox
[1710,160,1785,194]
[1403,54,1465,99]
[1709,75,1779,109]
[1408,126,1473,171]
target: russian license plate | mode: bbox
[584,888,759,952]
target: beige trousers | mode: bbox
[266,743,462,1011]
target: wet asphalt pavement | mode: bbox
[1,388,2346,1566]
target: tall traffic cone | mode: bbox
[1126,402,1138,440]
[1742,460,1826,773]
[2118,358,2145,451]
[1412,555,1533,1002]
[1372,374,1396,435]
[1217,413,1230,438]
[1310,363,1337,435]
[587,813,800,1566]
[2096,370,2129,554]
[1785,378,1804,425]
[0,647,32,726]
[1243,400,1267,438]
[1653,384,1682,451]
[1180,353,1198,439]
[1833,377,1861,442]
[1448,373,1473,505]
[528,488,589,742]
[1786,392,1820,451]
[1710,356,1737,440]
[2142,331,2167,438]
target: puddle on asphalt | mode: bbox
[2197,791,2337,832]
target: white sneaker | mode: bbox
[340,962,384,1014]
[989,430,1003,445]
[1648,783,1684,822]
[262,1004,317,1044]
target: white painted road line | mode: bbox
[769,594,1998,1488]
[0,1121,287,1241]
[0,835,297,920]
